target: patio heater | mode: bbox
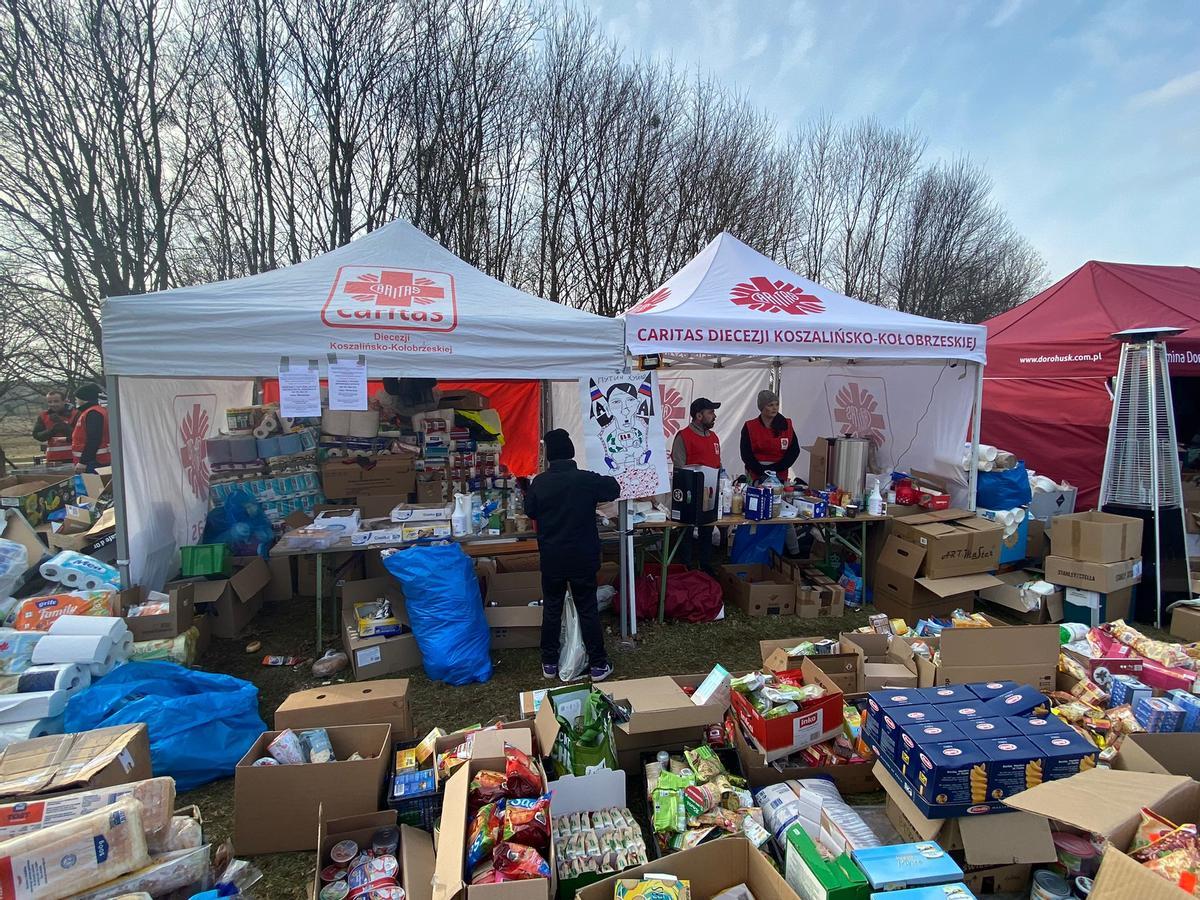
[1099,327,1193,627]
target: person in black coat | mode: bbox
[523,429,620,682]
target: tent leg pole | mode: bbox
[618,500,629,641]
[967,363,984,512]
[106,375,132,589]
[770,358,781,395]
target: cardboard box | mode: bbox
[873,537,998,619]
[603,674,727,770]
[265,555,293,603]
[782,823,870,899]
[323,455,416,500]
[730,658,843,761]
[797,567,846,618]
[0,724,152,800]
[760,638,860,694]
[175,556,270,640]
[341,579,422,679]
[1063,585,1134,626]
[910,617,1060,694]
[1114,732,1200,779]
[0,473,74,527]
[485,569,543,606]
[577,836,804,900]
[841,634,920,691]
[890,508,1003,578]
[313,811,434,900]
[115,583,195,641]
[1003,768,1200,900]
[807,437,835,490]
[485,605,542,649]
[1045,555,1142,593]
[977,569,1064,624]
[718,563,797,616]
[433,743,553,900]
[1027,518,1049,562]
[731,719,879,795]
[416,479,447,505]
[233,723,391,854]
[47,506,116,554]
[1029,487,1078,522]
[1170,604,1200,642]
[275,679,413,742]
[1050,510,1143,564]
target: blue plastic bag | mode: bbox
[976,462,1033,510]
[65,661,267,791]
[383,544,492,685]
[729,524,787,564]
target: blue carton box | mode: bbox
[976,736,1040,800]
[1029,732,1098,783]
[1111,675,1153,709]
[866,690,923,749]
[968,680,1017,702]
[918,685,976,705]
[881,705,946,765]
[912,739,990,812]
[1008,714,1074,738]
[1135,697,1185,733]
[984,685,1049,718]
[852,842,964,891]
[1167,690,1200,732]
[871,885,977,899]
[937,701,990,724]
[897,720,965,776]
[958,717,1022,742]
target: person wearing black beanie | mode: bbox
[523,429,620,682]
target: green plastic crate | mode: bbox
[180,544,232,578]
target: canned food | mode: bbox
[1073,876,1093,898]
[321,864,348,883]
[371,826,400,857]
[251,757,279,767]
[330,839,359,864]
[320,880,349,900]
[1031,868,1071,899]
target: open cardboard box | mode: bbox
[889,507,1003,578]
[0,508,49,580]
[433,739,553,900]
[0,724,152,800]
[313,809,434,900]
[577,836,802,900]
[877,761,1053,896]
[759,637,860,694]
[977,569,1064,624]
[910,613,1060,693]
[1004,768,1200,899]
[48,506,116,554]
[481,564,542,649]
[115,582,195,642]
[233,723,391,854]
[1170,605,1200,643]
[1114,732,1200,780]
[170,556,270,640]
[839,633,920,690]
[718,563,797,616]
[275,679,413,742]
[341,578,422,679]
[873,536,998,619]
[732,718,878,795]
[730,658,843,762]
[1051,510,1144,564]
[0,472,74,527]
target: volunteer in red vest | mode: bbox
[740,390,799,483]
[32,389,76,466]
[71,383,110,474]
[670,397,722,576]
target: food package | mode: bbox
[157,815,204,853]
[70,845,212,900]
[616,877,690,900]
[9,592,116,631]
[0,777,175,848]
[0,797,150,899]
[493,841,550,881]
[128,627,197,666]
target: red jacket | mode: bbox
[740,414,799,481]
[72,404,111,467]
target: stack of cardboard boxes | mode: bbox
[1044,510,1143,626]
[716,555,848,619]
[873,509,1004,620]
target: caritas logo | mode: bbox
[323,266,457,332]
[730,276,825,315]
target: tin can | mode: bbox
[364,887,406,900]
[267,728,306,765]
[251,757,279,767]
[1073,876,1093,898]
[1030,868,1071,900]
[371,827,400,857]
[330,839,359,864]
[321,864,349,883]
[320,880,350,900]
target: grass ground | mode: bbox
[181,592,878,897]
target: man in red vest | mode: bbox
[71,383,110,474]
[32,389,76,466]
[670,397,722,575]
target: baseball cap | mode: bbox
[689,397,721,416]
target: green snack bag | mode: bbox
[652,789,681,833]
[764,701,799,719]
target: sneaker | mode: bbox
[590,663,613,683]
[542,663,559,680]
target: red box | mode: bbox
[731,658,843,762]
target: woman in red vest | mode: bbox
[71,383,111,473]
[740,390,799,483]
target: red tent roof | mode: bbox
[985,261,1200,377]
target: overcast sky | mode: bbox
[594,0,1200,281]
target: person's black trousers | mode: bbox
[679,524,714,570]
[540,572,608,669]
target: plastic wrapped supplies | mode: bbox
[754,779,880,857]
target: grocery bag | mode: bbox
[558,588,587,682]
[545,684,618,777]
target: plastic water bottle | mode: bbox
[470,492,483,532]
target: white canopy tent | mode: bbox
[613,232,989,634]
[101,219,626,590]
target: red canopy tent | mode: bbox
[981,261,1200,508]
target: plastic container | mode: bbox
[179,543,231,578]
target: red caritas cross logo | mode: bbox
[730,276,825,315]
[629,286,670,314]
[322,265,457,332]
[833,382,886,445]
[178,402,211,501]
[659,384,686,439]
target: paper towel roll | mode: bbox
[38,550,76,583]
[348,411,379,439]
[259,411,280,434]
[18,663,90,694]
[117,633,133,660]
[256,435,280,458]
[32,634,112,666]
[253,422,273,440]
[89,656,115,678]
[0,716,62,750]
[981,444,998,461]
[1013,507,1026,523]
[49,615,128,641]
[0,689,67,723]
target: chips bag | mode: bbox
[469,770,507,812]
[493,842,550,881]
[503,794,551,849]
[505,743,541,799]
[466,800,504,870]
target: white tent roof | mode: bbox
[103,219,626,378]
[624,232,986,365]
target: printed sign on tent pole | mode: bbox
[578,371,669,500]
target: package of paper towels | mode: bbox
[38,550,119,590]
[0,629,45,675]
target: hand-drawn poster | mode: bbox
[579,372,670,499]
